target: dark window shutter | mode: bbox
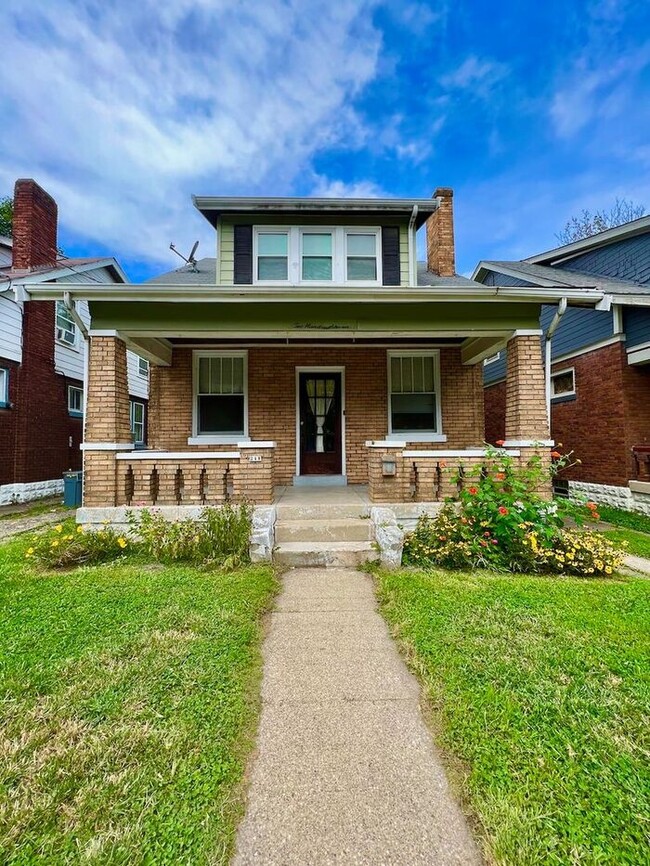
[381,226,401,286]
[233,225,253,284]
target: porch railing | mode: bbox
[114,448,274,506]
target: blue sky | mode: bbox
[1,0,649,281]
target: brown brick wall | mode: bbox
[425,187,455,277]
[504,334,549,441]
[484,380,506,445]
[147,345,485,486]
[551,342,650,486]
[1,303,83,487]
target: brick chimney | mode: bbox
[11,179,58,271]
[425,187,455,277]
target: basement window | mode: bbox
[551,368,576,400]
[193,351,247,442]
[68,385,83,417]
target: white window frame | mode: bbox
[56,301,78,349]
[0,368,8,407]
[189,350,249,445]
[252,226,382,287]
[130,399,146,445]
[551,367,576,399]
[68,384,83,417]
[138,356,149,377]
[387,350,446,443]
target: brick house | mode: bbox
[0,179,149,505]
[475,215,650,513]
[26,188,612,545]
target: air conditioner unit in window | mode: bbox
[57,327,75,345]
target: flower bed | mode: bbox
[403,448,623,576]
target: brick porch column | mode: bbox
[504,334,552,496]
[82,336,133,507]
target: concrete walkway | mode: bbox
[0,509,68,541]
[233,568,481,866]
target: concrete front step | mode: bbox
[274,541,376,568]
[276,502,370,521]
[275,517,372,543]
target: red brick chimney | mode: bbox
[11,179,58,271]
[425,187,455,277]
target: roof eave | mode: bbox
[23,281,608,306]
[192,196,439,230]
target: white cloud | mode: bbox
[310,176,385,198]
[0,0,383,270]
[439,56,508,98]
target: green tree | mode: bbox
[556,198,645,245]
[0,196,12,237]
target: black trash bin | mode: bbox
[63,471,83,507]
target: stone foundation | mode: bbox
[569,480,650,516]
[0,478,64,506]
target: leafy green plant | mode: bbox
[403,447,621,576]
[129,504,252,567]
[26,522,130,568]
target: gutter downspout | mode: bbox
[545,297,567,428]
[408,205,418,286]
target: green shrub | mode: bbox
[129,504,252,567]
[403,448,622,576]
[27,523,130,569]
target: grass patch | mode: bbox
[376,567,650,865]
[0,500,68,521]
[0,532,278,864]
[596,504,650,534]
[603,528,650,559]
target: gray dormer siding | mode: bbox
[557,234,650,285]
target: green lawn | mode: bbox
[0,533,277,865]
[603,527,650,559]
[376,567,650,865]
[596,504,650,535]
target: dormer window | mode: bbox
[257,232,288,280]
[252,226,382,285]
[302,232,333,280]
[346,233,377,281]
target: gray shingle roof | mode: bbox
[481,260,650,296]
[416,263,480,287]
[145,258,216,285]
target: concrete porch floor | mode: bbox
[274,484,370,506]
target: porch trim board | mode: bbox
[294,366,346,478]
[115,451,241,460]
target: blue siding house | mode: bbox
[474,216,650,512]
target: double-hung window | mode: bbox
[194,352,247,439]
[257,232,289,280]
[388,352,442,438]
[302,232,333,281]
[130,399,146,445]
[346,232,378,281]
[0,368,8,408]
[138,357,149,377]
[68,385,83,417]
[56,301,76,346]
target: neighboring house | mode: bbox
[0,179,149,505]
[27,187,613,551]
[474,215,650,512]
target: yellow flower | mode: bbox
[51,540,59,547]
[117,537,127,549]
[55,524,63,533]
[27,547,34,555]
[605,566,612,574]
[77,525,84,533]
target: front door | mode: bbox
[299,372,342,475]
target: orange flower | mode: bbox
[551,451,561,459]
[592,512,600,521]
[439,461,447,468]
[498,506,508,515]
[496,439,505,446]
[495,472,505,481]
[587,502,597,510]
[468,486,478,495]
